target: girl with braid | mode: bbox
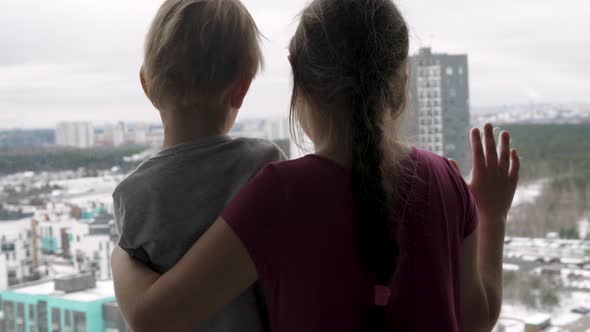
[112,0,520,331]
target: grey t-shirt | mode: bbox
[113,135,285,332]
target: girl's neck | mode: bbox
[314,144,351,168]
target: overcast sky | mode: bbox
[0,0,588,128]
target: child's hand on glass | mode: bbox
[468,123,520,221]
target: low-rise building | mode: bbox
[38,218,76,256]
[0,274,128,332]
[0,254,7,290]
[71,234,114,281]
[0,219,41,288]
[102,301,132,332]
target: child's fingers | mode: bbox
[498,131,511,172]
[509,149,520,185]
[471,128,485,173]
[484,123,498,168]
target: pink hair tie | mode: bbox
[374,285,391,306]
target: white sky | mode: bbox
[0,0,588,128]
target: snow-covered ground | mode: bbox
[580,218,590,239]
[50,175,124,206]
[472,104,590,126]
[499,177,590,330]
[499,291,590,329]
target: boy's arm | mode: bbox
[112,217,256,332]
[112,190,134,256]
[112,188,154,267]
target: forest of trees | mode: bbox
[0,129,54,147]
[0,146,147,175]
[502,124,590,184]
[502,124,590,238]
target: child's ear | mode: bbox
[229,78,253,109]
[140,66,150,99]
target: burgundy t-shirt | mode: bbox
[222,148,479,332]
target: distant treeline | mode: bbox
[502,124,590,185]
[501,124,590,238]
[0,129,55,147]
[0,146,147,175]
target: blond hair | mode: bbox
[143,0,263,111]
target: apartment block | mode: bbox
[406,47,471,170]
[0,274,129,332]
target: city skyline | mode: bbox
[0,2,589,328]
[0,0,589,128]
[50,118,292,151]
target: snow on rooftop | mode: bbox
[51,176,119,204]
[11,280,115,302]
[562,258,586,265]
[525,313,551,325]
[0,218,31,234]
[495,319,524,332]
[62,281,115,302]
[503,263,520,271]
[502,291,590,327]
[551,311,582,326]
[545,328,562,332]
[47,264,78,278]
[68,193,114,206]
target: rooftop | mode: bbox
[7,279,115,302]
[525,313,552,325]
[562,315,590,332]
[0,218,31,233]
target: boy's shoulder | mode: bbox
[112,157,159,199]
[113,137,286,199]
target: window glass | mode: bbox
[16,303,25,332]
[4,301,15,332]
[64,310,72,332]
[35,301,49,332]
[29,304,37,332]
[51,308,61,332]
[73,312,87,332]
[0,2,588,332]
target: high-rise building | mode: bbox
[146,126,164,147]
[56,122,95,149]
[112,122,126,147]
[230,118,293,158]
[406,47,471,170]
[133,123,149,145]
[230,118,290,141]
